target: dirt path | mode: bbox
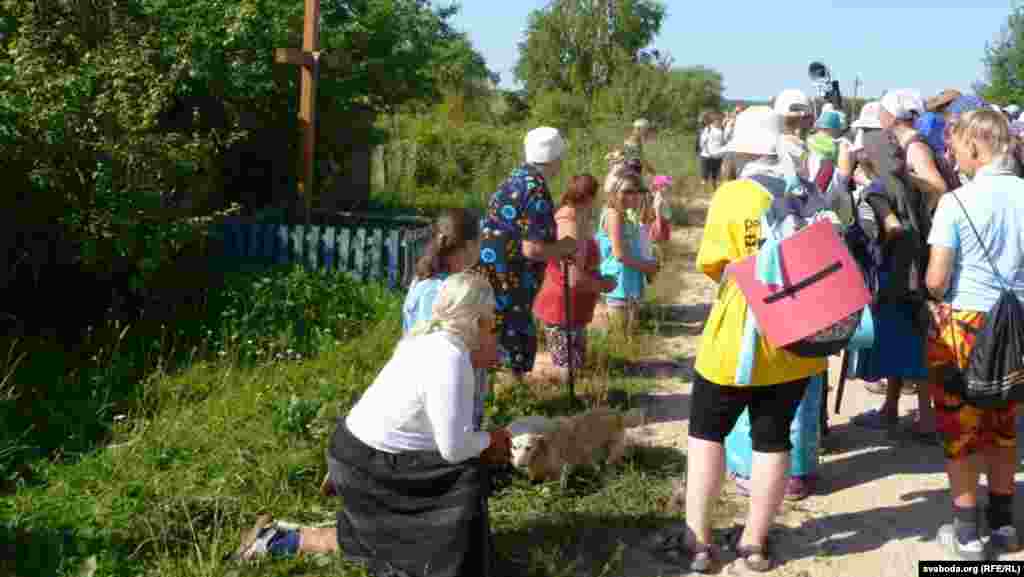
[617,197,1024,576]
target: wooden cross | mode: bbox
[275,0,322,225]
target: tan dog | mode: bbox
[510,407,646,482]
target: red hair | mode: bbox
[560,174,599,208]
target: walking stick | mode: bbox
[562,256,575,408]
[834,349,850,415]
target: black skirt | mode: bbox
[327,420,494,577]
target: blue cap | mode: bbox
[948,95,987,117]
[815,110,843,131]
[914,112,946,155]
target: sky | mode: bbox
[446,0,1017,101]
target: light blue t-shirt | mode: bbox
[401,275,447,334]
[927,162,1024,312]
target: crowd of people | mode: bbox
[226,87,1024,576]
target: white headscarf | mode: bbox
[407,272,496,351]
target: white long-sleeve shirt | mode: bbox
[700,126,726,159]
[346,332,490,463]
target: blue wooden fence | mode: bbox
[213,217,432,289]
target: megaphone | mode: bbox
[808,62,830,84]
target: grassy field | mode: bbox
[1,127,708,577]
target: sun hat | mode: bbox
[880,89,925,120]
[851,101,883,130]
[524,127,566,164]
[773,89,811,117]
[726,106,784,155]
[947,95,988,117]
[815,110,843,131]
[633,118,650,129]
[926,89,962,113]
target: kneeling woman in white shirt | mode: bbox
[235,272,512,576]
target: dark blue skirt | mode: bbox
[848,299,928,381]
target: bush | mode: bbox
[0,263,401,487]
[202,265,399,365]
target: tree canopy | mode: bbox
[514,0,666,98]
[982,3,1024,104]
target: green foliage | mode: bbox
[203,265,398,365]
[982,3,1024,104]
[591,54,724,131]
[272,394,324,439]
[514,0,667,98]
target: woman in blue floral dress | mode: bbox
[474,127,578,377]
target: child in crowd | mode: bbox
[597,167,659,334]
[533,175,617,382]
[402,208,481,333]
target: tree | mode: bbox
[592,52,723,131]
[981,2,1024,104]
[514,0,666,99]
[0,0,474,299]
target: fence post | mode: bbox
[277,225,290,265]
[370,227,384,282]
[353,227,366,281]
[291,225,305,269]
[387,229,400,288]
[307,225,320,271]
[323,226,336,271]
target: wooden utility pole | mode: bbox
[275,0,321,226]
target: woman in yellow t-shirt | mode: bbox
[664,107,827,574]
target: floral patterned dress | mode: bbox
[474,164,557,374]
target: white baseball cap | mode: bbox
[773,89,812,117]
[726,106,784,156]
[880,89,925,120]
[524,127,566,164]
[851,101,883,130]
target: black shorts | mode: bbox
[688,371,810,453]
[700,157,722,181]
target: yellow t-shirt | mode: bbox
[694,180,828,386]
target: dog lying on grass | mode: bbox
[509,407,646,483]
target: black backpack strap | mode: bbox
[948,192,1009,291]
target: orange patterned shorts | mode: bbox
[926,302,1017,460]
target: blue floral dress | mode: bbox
[474,164,556,374]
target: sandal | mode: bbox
[850,409,898,431]
[735,543,774,572]
[726,528,774,573]
[649,529,716,573]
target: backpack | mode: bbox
[742,173,871,360]
[944,192,1024,409]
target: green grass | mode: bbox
[2,121,711,577]
[1,275,689,577]
[370,119,700,215]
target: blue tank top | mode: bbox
[596,208,645,301]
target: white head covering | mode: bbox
[524,127,566,164]
[773,89,811,117]
[880,89,925,120]
[851,101,883,130]
[633,118,650,130]
[726,106,783,155]
[408,273,496,351]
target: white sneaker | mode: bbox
[938,523,986,561]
